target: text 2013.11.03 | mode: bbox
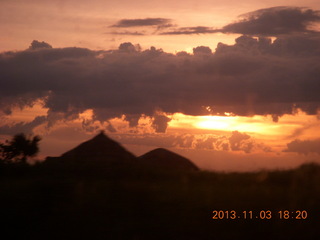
[212,210,308,220]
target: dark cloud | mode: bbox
[125,114,141,128]
[160,26,218,35]
[193,46,212,55]
[118,42,141,52]
[152,114,171,133]
[109,7,320,37]
[222,6,320,35]
[1,34,320,133]
[108,7,320,37]
[215,34,320,57]
[0,116,46,135]
[111,18,171,28]
[229,131,252,153]
[29,40,52,50]
[284,139,320,155]
[107,31,145,36]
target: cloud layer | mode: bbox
[111,131,269,154]
[222,6,320,35]
[114,7,320,36]
[285,139,320,155]
[109,18,173,35]
[160,26,218,35]
[111,18,172,28]
[1,33,320,133]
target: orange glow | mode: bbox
[195,116,231,130]
[165,111,320,154]
[2,101,48,122]
[168,113,284,135]
[78,109,94,120]
[4,104,320,140]
[3,104,320,158]
[168,110,320,140]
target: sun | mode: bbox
[168,112,298,137]
[194,116,230,130]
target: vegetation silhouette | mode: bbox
[0,132,319,239]
[0,133,41,164]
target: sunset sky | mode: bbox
[1,0,320,171]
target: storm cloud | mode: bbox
[1,33,320,132]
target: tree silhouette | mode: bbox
[0,133,41,163]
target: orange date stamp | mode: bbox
[212,210,308,220]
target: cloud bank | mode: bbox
[112,131,269,154]
[285,139,320,155]
[128,7,320,36]
[1,33,320,133]
[222,6,320,36]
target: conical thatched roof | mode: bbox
[139,148,199,171]
[45,132,199,172]
[61,131,135,161]
[46,131,136,166]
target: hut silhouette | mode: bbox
[45,131,198,172]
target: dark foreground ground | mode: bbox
[0,162,319,240]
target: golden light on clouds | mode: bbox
[169,113,283,135]
[3,103,319,142]
[78,109,94,121]
[1,103,320,170]
[1,1,320,174]
[2,101,48,123]
[195,116,230,130]
[167,110,320,148]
